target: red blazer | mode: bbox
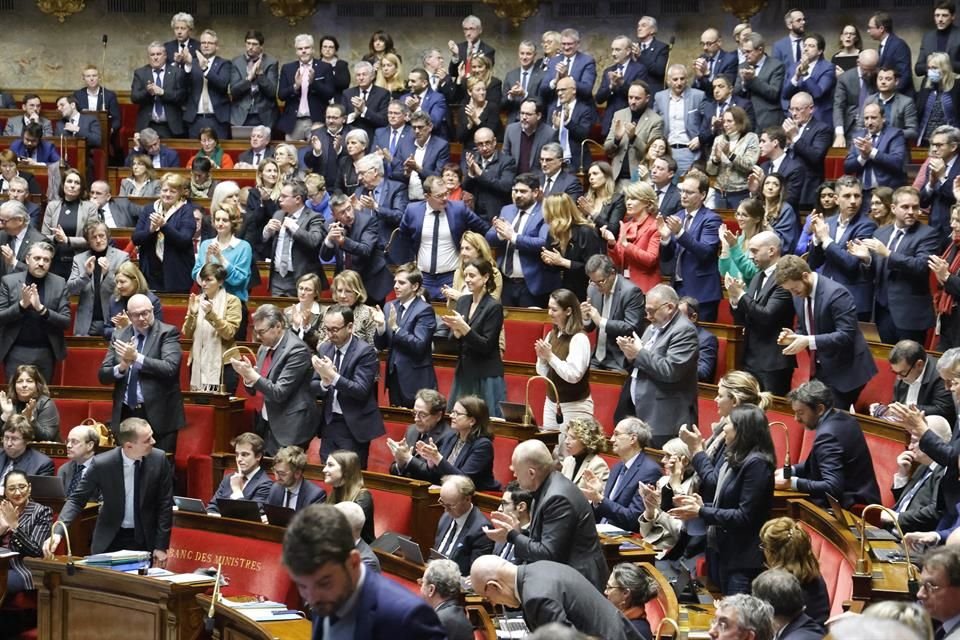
[608,213,660,293]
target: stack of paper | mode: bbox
[221,599,304,622]
[80,550,151,572]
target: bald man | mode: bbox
[547,76,597,172]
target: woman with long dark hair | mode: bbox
[324,450,375,543]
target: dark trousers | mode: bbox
[254,414,312,456]
[5,345,55,386]
[875,303,927,346]
[422,271,455,302]
[501,277,547,308]
[749,368,795,397]
[107,527,149,553]
[320,414,370,468]
[822,384,865,412]
[148,121,176,139]
[386,369,415,409]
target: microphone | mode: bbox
[102,34,108,46]
[668,36,676,51]
[523,376,563,427]
[769,421,791,479]
[50,521,75,575]
[203,562,224,634]
[855,504,919,597]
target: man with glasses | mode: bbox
[502,98,552,174]
[321,192,392,307]
[877,340,955,422]
[0,200,45,277]
[735,33,786,133]
[395,110,450,202]
[266,445,326,511]
[373,100,413,180]
[781,92,831,210]
[183,29,232,140]
[0,416,54,479]
[131,41,187,139]
[537,141,582,199]
[57,423,99,495]
[433,475,493,576]
[388,389,453,477]
[353,152,409,265]
[613,284,699,448]
[232,304,316,456]
[263,179,326,297]
[921,125,960,243]
[547,76,597,171]
[98,292,184,453]
[707,593,775,640]
[462,127,516,223]
[693,28,739,93]
[88,181,138,229]
[492,480,532,562]
[917,546,960,638]
[311,304,384,468]
[582,253,645,372]
[540,28,597,105]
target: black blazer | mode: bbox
[206,467,274,514]
[434,435,499,492]
[319,209,392,303]
[555,224,604,302]
[460,151,516,223]
[265,479,327,511]
[342,85,391,142]
[892,355,956,424]
[276,58,336,133]
[434,507,494,575]
[891,463,945,533]
[454,293,504,381]
[390,422,455,478]
[730,268,796,374]
[0,271,70,363]
[593,192,626,239]
[778,612,826,640]
[455,101,504,144]
[312,337,386,444]
[130,64,187,136]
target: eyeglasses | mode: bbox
[645,302,669,316]
[252,325,276,337]
[918,581,943,593]
[604,583,624,592]
[450,409,468,417]
[709,617,740,632]
[128,309,153,319]
[324,324,347,333]
[6,484,29,493]
[412,411,434,419]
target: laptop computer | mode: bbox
[173,496,207,514]
[28,475,66,500]
[395,536,425,565]
[216,498,262,522]
[263,503,296,527]
[370,532,403,553]
[826,494,899,541]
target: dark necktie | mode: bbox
[521,70,529,93]
[253,151,262,166]
[153,70,165,120]
[334,348,342,371]
[878,42,884,59]
[67,463,85,496]
[125,332,146,407]
[284,489,292,508]
[503,210,528,276]
[794,39,801,63]
[543,176,554,194]
[397,304,406,325]
[389,129,399,156]
[440,519,458,555]
[428,210,441,274]
[754,270,766,301]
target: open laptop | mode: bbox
[216,498,262,522]
[826,494,899,541]
[28,475,66,500]
[173,496,207,514]
[263,503,295,527]
[395,536,426,565]
[370,532,403,553]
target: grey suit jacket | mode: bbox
[249,330,319,447]
[603,106,664,179]
[56,113,102,148]
[102,197,139,228]
[501,122,554,174]
[863,93,919,143]
[0,227,46,277]
[584,275,646,372]
[653,88,704,151]
[67,246,129,336]
[832,68,871,140]
[230,53,280,128]
[41,200,99,250]
[734,55,786,132]
[502,66,546,118]
[0,270,70,362]
[57,458,89,493]
[3,116,53,138]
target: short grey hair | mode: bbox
[441,474,476,497]
[139,127,159,144]
[251,304,287,329]
[830,616,927,640]
[423,559,462,598]
[251,125,271,138]
[585,253,615,276]
[170,12,194,28]
[639,16,658,30]
[743,32,766,49]
[353,61,374,75]
[7,176,29,192]
[344,129,369,147]
[560,28,581,42]
[355,153,384,176]
[647,283,679,306]
[0,200,29,222]
[616,417,652,448]
[462,15,482,29]
[147,40,164,53]
[937,347,960,377]
[716,594,775,640]
[933,125,960,147]
[27,241,55,258]
[294,33,314,48]
[926,415,953,442]
[751,569,806,619]
[541,142,563,158]
[333,501,366,539]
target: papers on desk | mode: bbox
[596,523,629,536]
[80,550,152,565]
[220,598,305,622]
[153,573,218,585]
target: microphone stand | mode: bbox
[856,504,919,597]
[576,138,606,183]
[50,520,75,575]
[768,421,791,479]
[203,562,224,634]
[523,375,563,427]
[655,617,680,640]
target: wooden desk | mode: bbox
[197,595,312,640]
[27,556,211,640]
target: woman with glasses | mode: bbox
[337,130,369,195]
[759,516,830,625]
[412,395,499,491]
[104,262,163,341]
[604,562,659,638]
[0,470,52,598]
[284,273,327,351]
[638,437,698,551]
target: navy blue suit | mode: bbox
[547,100,598,172]
[792,408,882,509]
[697,325,719,382]
[660,207,723,311]
[698,96,757,151]
[485,203,561,298]
[920,424,960,524]
[391,135,450,184]
[635,39,670,95]
[878,34,914,96]
[595,60,648,135]
[399,89,448,134]
[920,157,960,244]
[319,209,392,303]
[782,58,837,126]
[311,337,386,450]
[276,59,336,134]
[539,170,584,200]
[183,55,234,134]
[842,125,907,188]
[434,507,494,576]
[206,467,273,514]
[342,85,391,142]
[807,210,877,315]
[540,52,598,104]
[395,199,489,267]
[374,296,437,409]
[372,125,413,178]
[772,36,803,68]
[354,178,409,265]
[132,200,197,293]
[0,448,54,476]
[125,145,180,168]
[265,480,327,511]
[73,86,121,133]
[788,119,832,209]
[164,38,199,64]
[593,454,662,532]
[693,50,740,92]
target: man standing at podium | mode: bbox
[44,417,174,568]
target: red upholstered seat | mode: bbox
[381,570,421,595]
[53,399,92,440]
[799,521,854,617]
[368,420,409,473]
[590,381,622,435]
[863,430,904,507]
[645,599,665,637]
[186,454,213,501]
[177,406,217,477]
[767,409,805,472]
[502,318,548,364]
[60,348,110,387]
[492,436,518,489]
[88,401,113,425]
[856,357,895,414]
[369,486,414,539]
[504,372,545,425]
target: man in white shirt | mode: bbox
[206,432,272,514]
[266,445,327,512]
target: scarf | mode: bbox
[189,287,229,392]
[153,199,184,261]
[934,238,960,316]
[190,179,213,199]
[198,146,225,168]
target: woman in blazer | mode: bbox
[67,220,130,337]
[540,194,602,302]
[560,418,609,491]
[42,168,99,279]
[638,437,698,551]
[325,450,375,543]
[917,52,960,145]
[705,106,760,210]
[320,35,352,103]
[456,77,503,144]
[0,365,60,442]
[442,258,506,417]
[416,395,499,492]
[579,161,625,239]
[104,262,163,341]
[132,172,198,293]
[602,181,660,294]
[0,471,53,596]
[670,404,775,595]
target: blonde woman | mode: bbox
[578,161,625,238]
[455,55,502,108]
[559,417,609,490]
[119,154,160,197]
[131,172,197,293]
[540,193,601,302]
[182,263,241,394]
[104,262,163,341]
[375,53,405,98]
[284,273,326,351]
[638,437,698,550]
[601,181,660,293]
[442,231,505,355]
[273,143,302,182]
[245,158,282,261]
[328,270,377,346]
[918,52,960,146]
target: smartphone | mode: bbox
[660,484,675,513]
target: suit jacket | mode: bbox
[73,86,122,133]
[132,200,198,293]
[892,355,956,424]
[584,275,646,372]
[164,37,199,63]
[807,210,877,314]
[864,93,919,143]
[42,199,100,250]
[594,453,662,531]
[319,209,392,302]
[920,156,960,241]
[772,36,804,70]
[390,421,455,478]
[461,151,516,222]
[57,447,173,554]
[434,506,493,575]
[866,222,939,330]
[658,183,682,217]
[919,416,960,524]
[435,600,473,640]
[596,60,649,135]
[603,107,665,180]
[101,198,139,228]
[57,457,89,491]
[374,296,437,402]
[692,49,740,92]
[793,274,878,393]
[917,25,960,76]
[540,52,597,104]
[734,55,786,132]
[510,472,609,591]
[660,206,723,305]
[399,89,448,134]
[538,169,584,200]
[265,207,327,290]
[517,562,641,640]
[547,100,597,171]
[892,462,946,533]
[229,53,279,128]
[0,447,54,476]
[125,145,180,168]
[396,199,489,267]
[56,113,102,148]
[833,68,875,139]
[453,293,504,384]
[342,85,391,142]
[247,331,318,446]
[312,337,386,443]
[635,39,670,95]
[67,247,130,336]
[561,452,610,490]
[777,612,826,640]
[97,320,185,436]
[276,59,335,133]
[0,227,46,277]
[782,58,837,126]
[9,140,60,164]
[391,134,450,185]
[793,409,882,508]
[731,267,797,374]
[760,152,805,212]
[265,479,327,511]
[790,118,831,209]
[502,66,546,120]
[501,122,554,175]
[878,33,914,95]
[2,116,53,138]
[0,271,70,362]
[183,55,233,125]
[697,96,757,153]
[373,125,414,178]
[354,177,409,265]
[237,146,274,166]
[697,325,718,382]
[131,64,187,136]
[615,310,700,438]
[207,467,273,514]
[842,125,907,188]
[486,202,560,297]
[653,88,705,154]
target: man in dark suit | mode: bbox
[831,50,879,146]
[752,569,825,640]
[124,128,181,168]
[920,125,960,244]
[0,417,54,479]
[470,557,642,640]
[55,94,102,149]
[232,304,318,455]
[693,28,739,93]
[582,417,661,532]
[131,42,187,139]
[283,505,447,639]
[462,128,517,223]
[206,433,273,515]
[864,67,920,144]
[230,30,280,130]
[736,32,787,132]
[45,417,174,565]
[97,293,185,453]
[299,105,353,189]
[697,75,756,157]
[486,440,609,591]
[400,70,448,138]
[536,142,583,200]
[680,296,718,383]
[884,415,952,533]
[276,34,336,141]
[652,156,682,216]
[434,475,493,575]
[633,16,670,95]
[343,61,390,144]
[842,104,907,191]
[266,445,327,511]
[772,9,807,69]
[486,173,558,307]
[502,42,546,122]
[752,126,803,211]
[781,34,837,127]
[917,2,960,78]
[502,99,554,175]
[492,481,533,563]
[614,284,700,447]
[727,231,796,396]
[447,14,496,76]
[548,76,597,172]
[388,389,453,477]
[867,12,914,95]
[322,193,392,307]
[164,12,199,64]
[582,254,646,372]
[783,91,832,209]
[596,36,650,136]
[420,559,474,640]
[392,110,450,200]
[658,172,722,321]
[775,256,878,410]
[263,180,326,296]
[353,153,409,265]
[806,176,877,318]
[74,65,122,138]
[849,186,939,344]
[182,29,233,140]
[0,242,69,385]
[89,181,138,228]
[236,126,273,167]
[58,424,99,495]
[780,380,882,508]
[311,305,385,469]
[373,101,414,180]
[540,28,597,105]
[0,201,46,277]
[877,343,956,423]
[374,265,437,409]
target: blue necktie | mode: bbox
[125,333,145,408]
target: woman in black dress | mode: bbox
[41,168,98,279]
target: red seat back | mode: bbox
[799,521,854,617]
[369,486,413,539]
[863,430,905,507]
[60,348,110,387]
[590,381,622,436]
[492,436,518,488]
[53,399,92,441]
[502,318,547,364]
